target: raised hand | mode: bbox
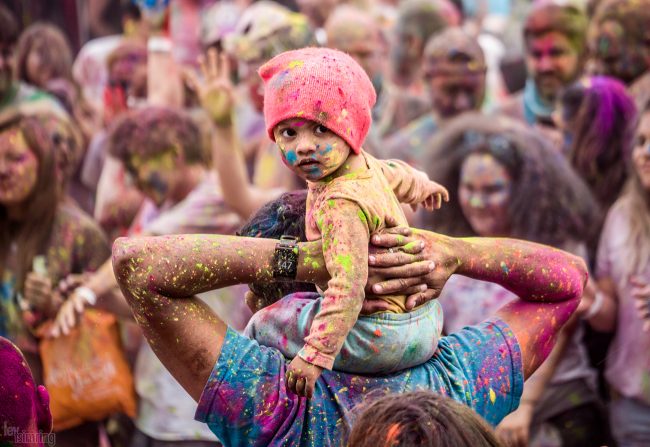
[183,48,235,126]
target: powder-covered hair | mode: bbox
[560,76,637,209]
[238,190,317,307]
[524,1,588,54]
[108,106,205,173]
[15,22,74,87]
[423,113,601,247]
[396,0,457,41]
[346,391,503,447]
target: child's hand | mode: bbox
[183,48,235,126]
[413,180,449,212]
[286,356,323,398]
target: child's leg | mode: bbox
[245,293,444,374]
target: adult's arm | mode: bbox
[112,234,328,400]
[369,232,588,379]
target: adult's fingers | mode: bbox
[182,68,201,93]
[219,51,231,81]
[370,233,420,249]
[370,260,435,279]
[383,216,411,235]
[405,289,437,310]
[207,47,219,78]
[369,252,424,268]
[360,299,392,315]
[372,277,423,295]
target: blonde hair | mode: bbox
[618,176,650,277]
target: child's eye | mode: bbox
[281,128,297,138]
[315,125,329,135]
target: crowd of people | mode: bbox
[0,0,649,446]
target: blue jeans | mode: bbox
[244,292,443,374]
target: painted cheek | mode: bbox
[285,150,298,166]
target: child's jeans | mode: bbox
[244,292,443,374]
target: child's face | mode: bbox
[274,118,351,181]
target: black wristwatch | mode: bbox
[272,236,299,280]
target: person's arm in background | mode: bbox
[184,48,283,220]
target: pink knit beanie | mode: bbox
[259,47,377,154]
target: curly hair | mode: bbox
[422,113,601,247]
[237,190,317,307]
[107,106,205,173]
[560,76,637,209]
[346,391,503,447]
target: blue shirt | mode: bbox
[195,318,523,446]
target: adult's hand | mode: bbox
[368,227,461,310]
[183,48,236,126]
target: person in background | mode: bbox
[0,337,53,447]
[588,0,650,115]
[389,0,460,94]
[50,106,248,447]
[324,5,430,150]
[347,391,503,447]
[556,76,637,211]
[382,28,486,168]
[498,1,587,132]
[0,113,110,447]
[424,114,608,447]
[0,5,67,122]
[582,104,650,446]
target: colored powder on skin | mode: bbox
[335,254,353,272]
[285,150,298,165]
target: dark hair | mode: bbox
[560,76,637,209]
[0,4,19,47]
[108,106,205,173]
[397,0,453,41]
[0,113,60,293]
[346,391,503,447]
[238,190,317,307]
[15,23,73,87]
[423,113,601,247]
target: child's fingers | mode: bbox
[295,377,307,397]
[410,203,418,213]
[435,194,442,209]
[286,370,297,394]
[306,379,315,399]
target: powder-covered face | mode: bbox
[0,128,38,206]
[274,118,351,182]
[240,59,265,113]
[426,68,485,118]
[589,20,649,85]
[633,112,650,190]
[526,31,581,101]
[459,153,512,237]
[128,149,179,207]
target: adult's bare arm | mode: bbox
[112,234,327,400]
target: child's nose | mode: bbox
[296,139,316,156]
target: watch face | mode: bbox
[273,245,299,280]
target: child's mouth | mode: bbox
[297,159,319,168]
